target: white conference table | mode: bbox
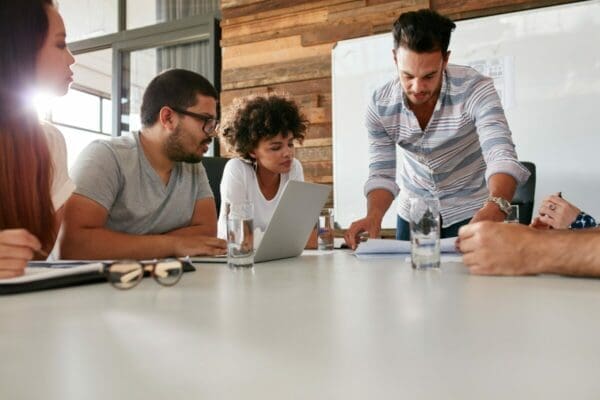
[1,250,600,399]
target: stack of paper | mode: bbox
[354,237,461,261]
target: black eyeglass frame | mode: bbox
[102,258,186,290]
[169,106,220,136]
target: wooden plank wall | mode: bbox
[219,0,578,202]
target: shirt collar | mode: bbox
[435,69,448,112]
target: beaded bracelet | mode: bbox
[569,211,597,229]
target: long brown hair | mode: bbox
[0,0,56,251]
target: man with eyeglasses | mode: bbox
[61,69,227,260]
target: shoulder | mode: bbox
[287,158,304,181]
[40,120,62,137]
[104,133,138,154]
[40,122,68,172]
[446,64,493,91]
[371,77,402,104]
[369,78,404,120]
[85,133,137,162]
[291,158,303,173]
[40,121,66,150]
[224,157,253,176]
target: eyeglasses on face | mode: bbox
[103,258,187,290]
[169,106,219,136]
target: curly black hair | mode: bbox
[220,94,308,162]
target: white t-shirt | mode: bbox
[42,122,76,211]
[42,122,76,260]
[217,158,304,239]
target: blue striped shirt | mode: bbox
[364,64,530,227]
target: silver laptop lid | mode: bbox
[254,180,330,263]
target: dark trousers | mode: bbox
[396,215,470,240]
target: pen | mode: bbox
[35,248,49,259]
[558,192,562,198]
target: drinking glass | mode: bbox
[226,202,254,268]
[505,204,520,224]
[318,208,335,250]
[409,197,441,269]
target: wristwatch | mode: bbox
[486,196,512,215]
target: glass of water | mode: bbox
[226,202,254,268]
[318,208,335,250]
[505,204,520,224]
[409,197,441,269]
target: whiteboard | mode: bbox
[332,0,600,229]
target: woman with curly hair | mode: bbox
[217,94,313,244]
[0,0,76,277]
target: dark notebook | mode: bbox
[0,259,195,295]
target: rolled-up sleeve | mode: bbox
[466,77,530,185]
[363,93,400,198]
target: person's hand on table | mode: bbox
[173,236,227,257]
[534,194,580,229]
[0,229,42,278]
[458,221,543,276]
[344,215,381,250]
[457,203,507,251]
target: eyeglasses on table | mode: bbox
[103,258,191,290]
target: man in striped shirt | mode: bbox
[344,9,530,249]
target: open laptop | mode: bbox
[192,180,331,264]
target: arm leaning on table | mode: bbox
[344,189,395,250]
[458,221,600,277]
[469,173,517,223]
[344,92,399,250]
[60,194,225,260]
[466,75,530,224]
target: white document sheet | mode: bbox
[0,262,104,285]
[354,237,459,259]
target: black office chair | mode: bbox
[201,156,230,217]
[511,161,536,224]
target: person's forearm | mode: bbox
[488,173,517,200]
[535,230,600,277]
[61,228,177,260]
[367,189,394,221]
[166,224,216,237]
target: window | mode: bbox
[126,0,219,30]
[46,88,111,167]
[54,0,220,164]
[50,48,113,166]
[123,41,214,134]
[52,89,102,132]
[59,0,118,41]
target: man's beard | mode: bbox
[164,125,207,164]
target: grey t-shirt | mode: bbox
[71,131,213,235]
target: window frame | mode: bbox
[66,0,221,149]
[47,85,112,137]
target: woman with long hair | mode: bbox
[0,0,76,277]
